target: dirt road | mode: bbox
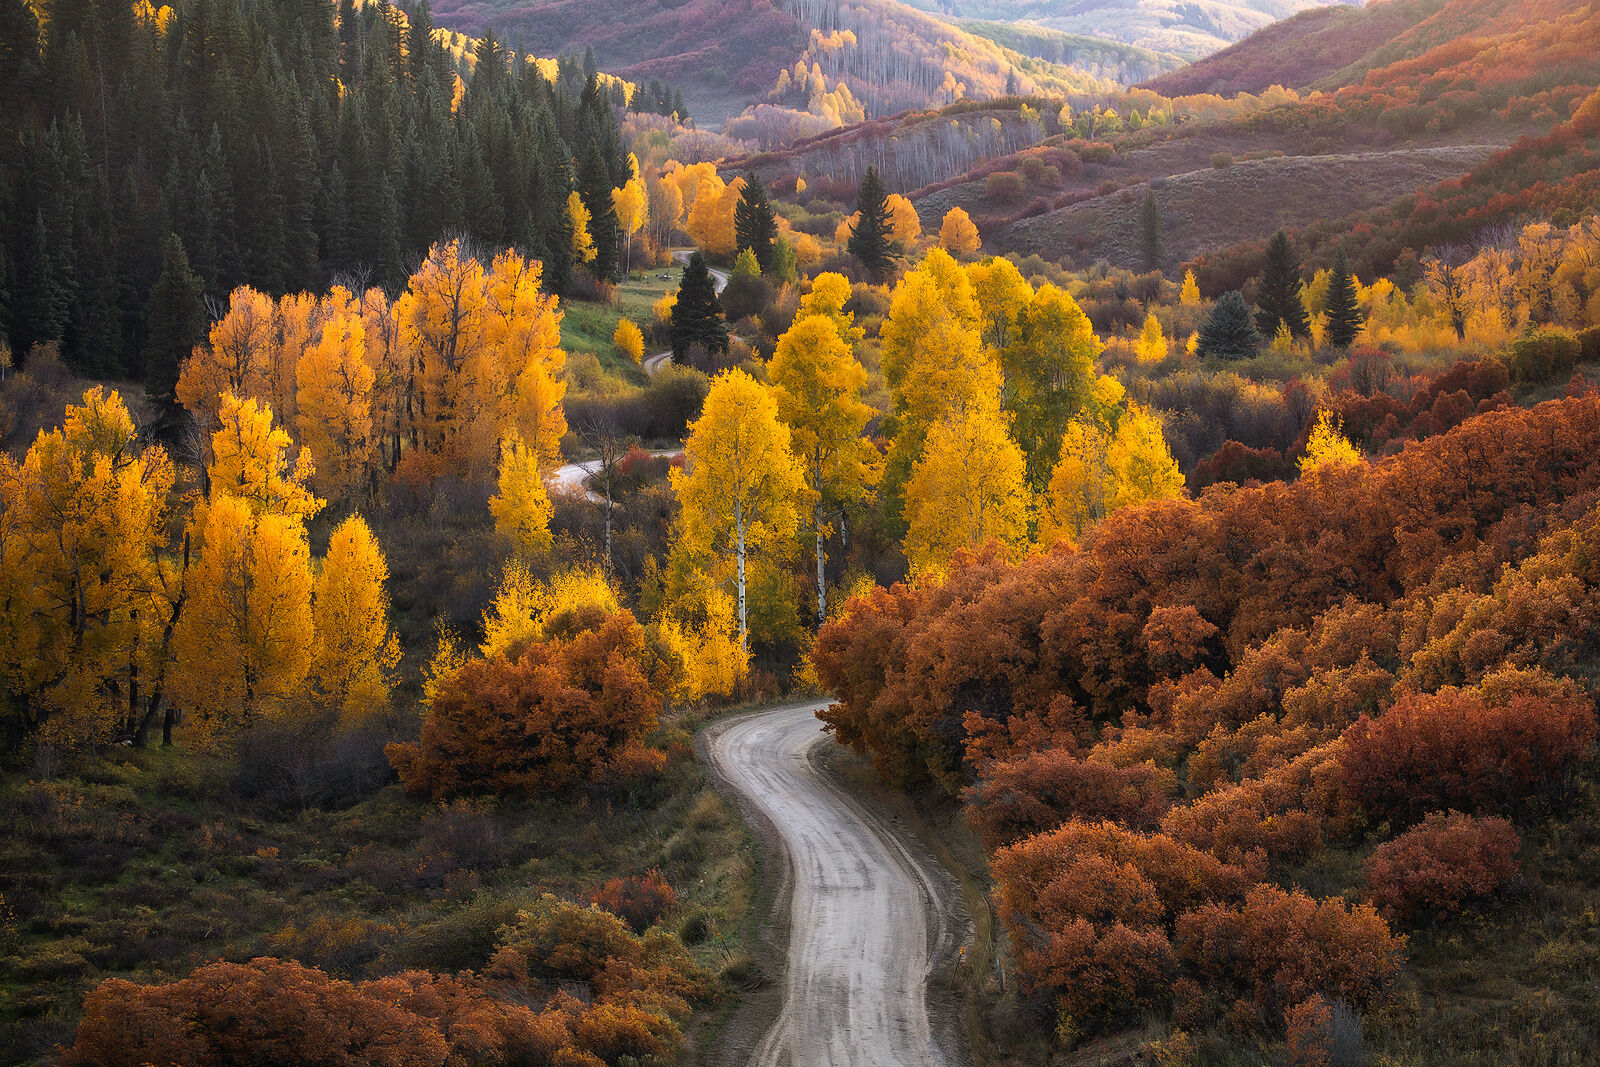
[705,701,966,1067]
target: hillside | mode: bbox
[1141,0,1447,96]
[994,145,1499,270]
[900,0,1361,59]
[428,0,1107,126]
[955,20,1186,85]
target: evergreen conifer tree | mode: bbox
[577,137,619,281]
[670,251,728,363]
[1197,290,1259,361]
[1139,188,1163,272]
[1323,250,1363,350]
[144,233,207,422]
[847,166,898,281]
[1255,229,1311,342]
[734,173,778,273]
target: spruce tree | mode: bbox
[1197,291,1259,361]
[734,172,778,274]
[1323,250,1363,350]
[1254,229,1311,342]
[670,251,728,363]
[144,233,207,422]
[1139,188,1163,272]
[577,137,619,281]
[847,166,898,281]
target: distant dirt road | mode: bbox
[705,701,965,1067]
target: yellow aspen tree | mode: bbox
[269,291,321,429]
[295,286,376,500]
[177,286,274,425]
[1135,311,1169,363]
[798,272,863,342]
[1004,283,1099,487]
[1300,410,1362,474]
[394,239,492,464]
[670,369,804,654]
[687,175,742,257]
[1180,270,1203,306]
[652,585,744,702]
[885,193,923,246]
[486,250,566,477]
[882,252,992,427]
[361,287,407,473]
[966,255,1033,350]
[612,171,649,273]
[1039,400,1183,544]
[0,388,176,744]
[939,206,981,255]
[171,493,315,736]
[568,191,596,267]
[480,563,621,658]
[614,318,645,364]
[488,432,554,560]
[312,514,400,725]
[207,392,322,522]
[647,171,684,251]
[768,314,881,623]
[902,400,1030,576]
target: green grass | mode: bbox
[0,706,760,1064]
[559,266,684,387]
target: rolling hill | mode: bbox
[898,0,1363,60]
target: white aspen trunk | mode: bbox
[815,503,827,627]
[736,498,748,656]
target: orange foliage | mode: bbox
[588,870,678,933]
[388,613,664,800]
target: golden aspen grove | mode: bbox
[5,0,1600,1064]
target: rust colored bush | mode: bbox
[965,749,1179,848]
[388,613,663,800]
[1362,812,1521,923]
[588,869,678,932]
[1338,671,1596,825]
[1175,886,1402,1025]
[63,958,450,1067]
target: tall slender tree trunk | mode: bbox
[815,503,827,627]
[736,498,747,656]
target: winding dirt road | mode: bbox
[705,702,966,1067]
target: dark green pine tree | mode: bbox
[670,251,728,363]
[847,166,898,281]
[1254,229,1311,342]
[1197,290,1259,361]
[578,137,620,281]
[734,172,778,274]
[1139,188,1163,273]
[1323,250,1364,350]
[144,234,207,424]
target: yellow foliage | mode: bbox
[568,191,596,266]
[172,494,315,735]
[885,193,923,245]
[614,318,645,364]
[295,287,375,499]
[652,292,677,323]
[312,515,400,725]
[1135,311,1168,363]
[488,432,554,560]
[480,562,621,659]
[1300,409,1362,475]
[686,175,743,257]
[208,393,322,523]
[178,286,275,424]
[939,206,981,255]
[966,256,1033,349]
[883,251,994,431]
[1180,270,1202,307]
[653,586,747,704]
[1039,402,1184,545]
[903,400,1030,576]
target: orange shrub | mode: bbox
[965,749,1179,848]
[1162,741,1346,867]
[1175,886,1402,1027]
[1362,812,1521,923]
[1337,670,1596,825]
[588,869,678,932]
[388,613,664,800]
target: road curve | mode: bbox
[705,701,964,1067]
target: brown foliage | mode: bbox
[1362,811,1521,924]
[965,749,1179,848]
[388,613,664,800]
[587,869,678,933]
